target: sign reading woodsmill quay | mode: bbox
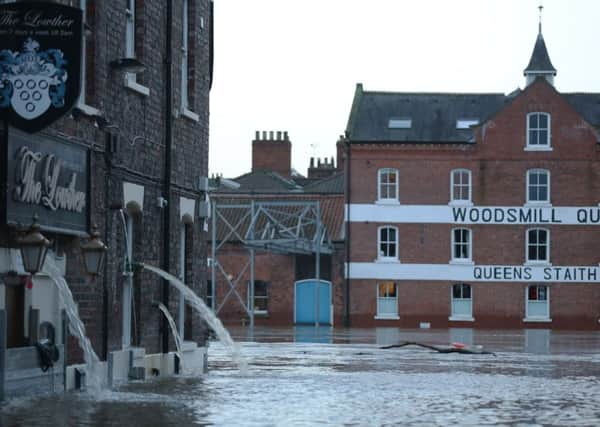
[0,2,82,133]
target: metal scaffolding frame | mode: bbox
[210,200,332,327]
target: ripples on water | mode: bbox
[2,329,600,426]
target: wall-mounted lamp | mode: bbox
[17,217,50,276]
[109,58,146,74]
[80,226,108,277]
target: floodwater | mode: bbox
[2,327,600,426]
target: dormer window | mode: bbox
[526,112,551,150]
[388,118,411,129]
[456,119,479,129]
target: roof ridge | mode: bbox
[362,90,506,96]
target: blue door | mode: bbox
[295,280,331,324]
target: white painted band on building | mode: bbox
[347,262,600,283]
[347,204,600,225]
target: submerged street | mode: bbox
[1,327,600,426]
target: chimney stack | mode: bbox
[252,130,292,177]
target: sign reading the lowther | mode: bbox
[4,128,89,235]
[0,2,82,133]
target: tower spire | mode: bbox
[524,3,556,86]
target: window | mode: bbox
[388,118,412,129]
[180,0,199,120]
[526,284,550,320]
[456,119,479,129]
[527,169,550,204]
[450,169,472,204]
[378,168,398,202]
[378,226,398,261]
[526,228,549,264]
[124,0,149,95]
[376,281,398,319]
[450,283,473,320]
[248,280,268,314]
[526,112,551,149]
[451,228,472,262]
[77,0,97,111]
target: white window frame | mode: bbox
[75,0,100,115]
[524,284,551,322]
[377,226,398,262]
[180,0,199,121]
[525,112,552,151]
[124,0,149,96]
[525,228,550,265]
[449,283,474,321]
[375,281,399,319]
[526,169,551,205]
[450,228,473,264]
[377,168,399,204]
[449,169,472,205]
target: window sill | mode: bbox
[524,261,552,267]
[448,316,475,322]
[374,258,400,264]
[75,102,101,116]
[375,200,400,206]
[253,311,268,317]
[524,202,552,208]
[124,74,150,96]
[180,107,199,122]
[449,259,474,265]
[524,146,553,152]
[374,315,399,320]
[523,317,552,323]
[448,201,473,207]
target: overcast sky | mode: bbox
[208,0,600,178]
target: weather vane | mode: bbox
[538,2,543,34]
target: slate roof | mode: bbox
[211,170,302,194]
[524,33,557,74]
[302,173,344,194]
[346,83,600,143]
[346,84,509,143]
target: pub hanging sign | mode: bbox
[4,128,89,235]
[0,2,82,133]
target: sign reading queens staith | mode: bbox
[0,2,82,133]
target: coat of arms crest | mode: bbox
[0,2,82,133]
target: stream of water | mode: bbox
[44,257,104,390]
[141,264,247,372]
[156,302,186,373]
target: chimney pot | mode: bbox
[269,131,274,140]
[255,131,259,140]
[277,131,282,140]
[284,131,289,140]
[262,131,267,140]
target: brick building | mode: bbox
[344,26,600,330]
[1,0,212,397]
[210,131,346,326]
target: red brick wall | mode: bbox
[347,79,600,330]
[252,132,292,177]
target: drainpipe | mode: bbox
[344,136,351,327]
[162,0,173,354]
